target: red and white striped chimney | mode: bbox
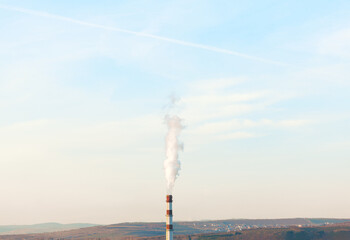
[166,195,173,240]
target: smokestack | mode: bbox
[166,195,173,240]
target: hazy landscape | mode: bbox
[0,223,98,235]
[1,219,350,240]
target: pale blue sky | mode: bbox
[0,0,349,225]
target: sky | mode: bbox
[0,0,349,225]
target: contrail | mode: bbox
[0,4,287,66]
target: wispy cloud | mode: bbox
[0,4,288,66]
[216,131,257,141]
[194,118,312,134]
[181,90,270,125]
[189,77,246,92]
[317,28,350,57]
[180,77,313,145]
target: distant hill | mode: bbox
[174,223,350,240]
[1,218,350,239]
[154,224,350,240]
[0,222,98,235]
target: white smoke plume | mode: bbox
[164,114,184,194]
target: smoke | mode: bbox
[164,108,184,193]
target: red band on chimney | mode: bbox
[166,224,173,230]
[166,210,173,216]
[166,195,173,202]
